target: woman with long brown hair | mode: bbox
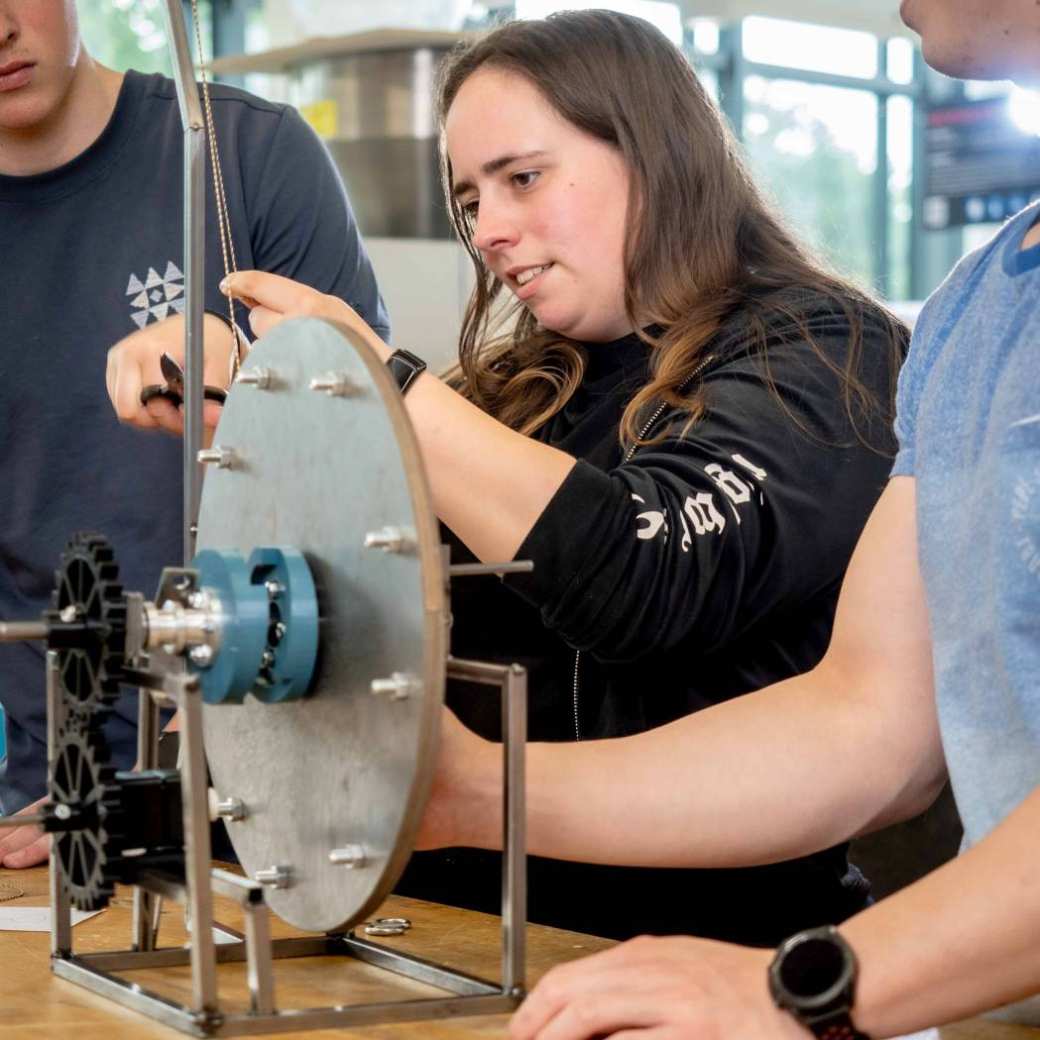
[111,9,906,945]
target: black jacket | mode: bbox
[398,295,901,946]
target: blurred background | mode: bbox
[76,0,1040,366]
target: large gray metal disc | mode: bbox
[195,317,446,933]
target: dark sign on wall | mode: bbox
[924,96,1040,230]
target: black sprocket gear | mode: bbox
[45,721,124,912]
[46,533,128,720]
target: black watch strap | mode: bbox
[809,1013,871,1040]
[386,349,427,395]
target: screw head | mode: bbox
[189,644,214,667]
[197,446,235,469]
[329,844,367,868]
[216,797,247,822]
[370,672,420,700]
[235,366,271,389]
[363,526,412,553]
[309,372,358,397]
[255,865,292,889]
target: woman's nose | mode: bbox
[472,205,520,254]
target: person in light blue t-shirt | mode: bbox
[413,1,1040,1037]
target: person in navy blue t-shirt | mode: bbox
[0,1,388,866]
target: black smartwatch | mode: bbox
[386,349,427,395]
[768,926,871,1039]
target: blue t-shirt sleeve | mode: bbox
[242,106,391,341]
[890,246,991,478]
[891,306,936,477]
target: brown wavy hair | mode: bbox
[437,9,906,447]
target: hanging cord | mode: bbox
[191,0,244,385]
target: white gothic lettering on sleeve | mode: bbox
[683,492,726,537]
[731,453,768,481]
[631,493,668,541]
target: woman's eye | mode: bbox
[512,170,539,189]
[461,199,479,220]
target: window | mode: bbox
[743,17,878,79]
[887,95,914,299]
[743,77,878,285]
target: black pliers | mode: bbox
[140,352,228,409]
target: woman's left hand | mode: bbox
[221,271,389,360]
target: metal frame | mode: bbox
[41,6,530,1033]
[160,0,206,563]
[47,651,528,1036]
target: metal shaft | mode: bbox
[0,814,46,828]
[448,561,535,578]
[0,621,49,642]
[160,0,206,565]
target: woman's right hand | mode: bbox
[106,313,236,437]
[414,708,503,851]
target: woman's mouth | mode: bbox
[512,262,554,299]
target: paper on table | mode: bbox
[0,906,102,931]
[896,1031,940,1040]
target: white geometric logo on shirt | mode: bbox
[126,261,185,329]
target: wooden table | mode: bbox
[0,867,1034,1039]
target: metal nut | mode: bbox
[197,446,235,469]
[235,366,272,389]
[363,526,413,554]
[328,844,366,869]
[216,797,247,822]
[255,866,292,889]
[188,644,214,667]
[309,372,358,397]
[363,917,411,936]
[370,672,421,701]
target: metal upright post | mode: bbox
[132,688,163,951]
[161,0,206,564]
[174,673,218,1017]
[46,652,71,957]
[501,664,527,995]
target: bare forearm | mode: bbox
[845,785,1040,1036]
[465,660,945,867]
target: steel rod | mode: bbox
[46,651,72,958]
[133,688,163,951]
[339,935,500,997]
[161,0,206,564]
[175,674,219,1015]
[448,561,534,578]
[243,896,276,1015]
[502,663,527,995]
[0,620,48,641]
[0,813,45,828]
[446,657,517,685]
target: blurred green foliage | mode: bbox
[78,0,174,76]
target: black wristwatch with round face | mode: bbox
[768,926,871,1039]
[386,349,427,395]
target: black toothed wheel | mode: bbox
[47,533,128,719]
[46,722,124,912]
